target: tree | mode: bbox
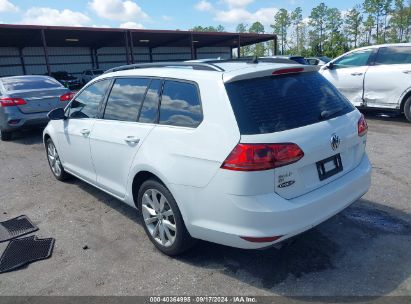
[190,25,225,32]
[388,0,410,42]
[309,3,328,55]
[290,7,303,54]
[236,23,249,57]
[345,6,363,48]
[363,0,390,43]
[249,22,266,56]
[271,8,291,54]
[363,14,375,44]
[324,7,344,56]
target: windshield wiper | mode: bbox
[320,108,342,120]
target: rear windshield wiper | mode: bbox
[320,108,342,120]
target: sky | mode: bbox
[0,0,361,32]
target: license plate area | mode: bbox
[316,154,343,181]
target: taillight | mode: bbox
[221,143,304,171]
[0,97,27,107]
[60,92,75,102]
[358,114,368,137]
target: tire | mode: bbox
[46,138,69,181]
[0,130,12,141]
[137,179,195,256]
[404,97,411,123]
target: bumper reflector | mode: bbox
[240,235,283,243]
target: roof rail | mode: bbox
[105,62,225,73]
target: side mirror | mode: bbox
[326,62,335,70]
[48,107,66,120]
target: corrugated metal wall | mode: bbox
[0,46,232,77]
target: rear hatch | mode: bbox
[224,67,366,199]
[2,77,69,114]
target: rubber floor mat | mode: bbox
[0,215,38,243]
[0,235,55,273]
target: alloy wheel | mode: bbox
[141,188,177,247]
[47,142,62,177]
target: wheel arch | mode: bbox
[131,170,167,208]
[400,90,411,113]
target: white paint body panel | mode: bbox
[320,43,411,110]
[364,63,411,109]
[44,62,371,249]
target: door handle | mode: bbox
[350,72,363,76]
[402,70,411,74]
[80,129,91,136]
[124,136,140,144]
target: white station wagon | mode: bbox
[320,43,411,122]
[44,61,372,255]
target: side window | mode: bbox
[159,80,202,128]
[85,71,92,76]
[138,79,162,123]
[103,78,149,122]
[334,49,373,68]
[375,47,411,65]
[68,79,110,119]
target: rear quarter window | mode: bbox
[225,72,354,135]
[159,80,203,128]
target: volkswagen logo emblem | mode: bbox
[330,134,340,151]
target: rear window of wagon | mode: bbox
[2,77,62,91]
[225,72,354,135]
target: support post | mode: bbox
[90,48,95,69]
[94,48,99,69]
[124,31,130,65]
[41,29,51,76]
[129,31,135,64]
[18,47,26,75]
[237,34,241,58]
[273,37,278,55]
[149,47,153,62]
[190,33,195,60]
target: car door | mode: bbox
[89,78,161,198]
[321,48,374,106]
[57,79,111,183]
[364,46,411,109]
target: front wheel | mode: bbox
[46,138,69,181]
[404,97,411,123]
[138,179,195,256]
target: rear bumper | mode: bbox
[0,108,49,131]
[174,154,372,249]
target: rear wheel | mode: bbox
[404,97,411,123]
[46,138,69,181]
[0,130,12,141]
[138,179,195,256]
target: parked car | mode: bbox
[320,43,411,122]
[0,75,73,141]
[306,56,332,66]
[44,61,371,255]
[81,69,104,84]
[50,71,82,90]
[260,55,309,65]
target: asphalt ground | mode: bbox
[0,111,410,298]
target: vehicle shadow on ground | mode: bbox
[177,199,411,297]
[8,128,44,145]
[71,177,411,297]
[361,110,409,124]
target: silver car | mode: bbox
[0,75,72,141]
